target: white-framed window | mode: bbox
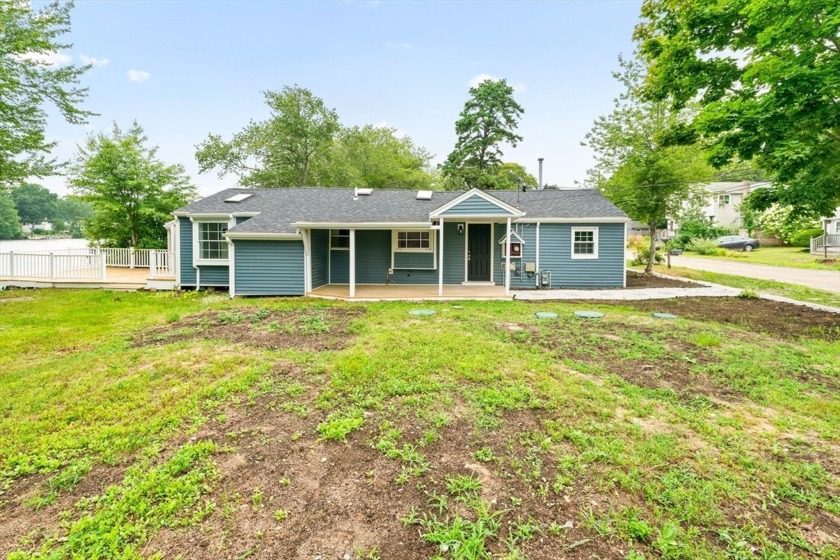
[330,229,350,250]
[834,221,840,234]
[394,230,433,252]
[718,194,731,206]
[571,227,598,259]
[198,222,228,260]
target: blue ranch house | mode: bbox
[171,187,629,298]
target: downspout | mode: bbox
[349,229,356,298]
[189,217,200,290]
[228,238,236,298]
[301,228,312,294]
[438,218,444,296]
[535,222,540,288]
[505,217,511,296]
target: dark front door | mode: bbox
[468,224,491,281]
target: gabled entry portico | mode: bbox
[430,189,526,296]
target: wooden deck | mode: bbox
[0,267,175,290]
[308,283,509,301]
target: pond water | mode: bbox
[0,238,89,253]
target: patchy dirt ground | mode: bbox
[624,271,698,289]
[614,297,840,341]
[134,307,366,351]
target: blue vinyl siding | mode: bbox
[330,249,349,284]
[393,251,434,269]
[233,240,304,296]
[323,226,467,285]
[199,265,229,286]
[538,223,625,288]
[493,223,538,288]
[311,229,329,289]
[179,217,195,286]
[439,194,516,217]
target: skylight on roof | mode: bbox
[225,193,254,203]
[416,190,433,200]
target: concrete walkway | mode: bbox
[514,284,739,301]
[669,255,840,294]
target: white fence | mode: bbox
[0,248,175,282]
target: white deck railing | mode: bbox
[0,247,175,282]
[811,233,840,252]
[0,251,105,281]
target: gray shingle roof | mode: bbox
[176,187,627,234]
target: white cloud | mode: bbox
[15,51,72,66]
[80,54,110,67]
[127,69,151,83]
[385,42,412,49]
[374,121,407,139]
[468,73,525,93]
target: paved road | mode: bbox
[668,255,840,294]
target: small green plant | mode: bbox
[317,409,365,442]
[273,509,289,521]
[445,474,482,498]
[251,487,264,509]
[687,238,722,255]
[251,309,270,321]
[217,310,245,324]
[655,522,680,556]
[279,477,290,486]
[474,447,495,462]
[165,312,181,323]
[739,289,759,299]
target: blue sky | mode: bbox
[39,0,642,197]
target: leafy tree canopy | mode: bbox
[635,0,840,216]
[322,125,433,190]
[583,55,712,272]
[0,190,23,239]
[495,162,538,191]
[0,0,92,187]
[70,122,196,248]
[442,79,524,190]
[10,183,58,225]
[196,86,339,188]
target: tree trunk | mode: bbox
[646,224,657,274]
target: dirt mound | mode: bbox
[135,307,365,352]
[616,297,840,341]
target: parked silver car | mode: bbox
[717,235,760,252]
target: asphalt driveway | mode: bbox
[668,255,840,294]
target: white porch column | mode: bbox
[504,217,512,296]
[349,229,356,298]
[438,218,444,296]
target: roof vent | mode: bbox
[416,190,433,200]
[354,188,373,196]
[225,193,254,203]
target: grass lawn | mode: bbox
[684,246,840,271]
[650,264,840,309]
[1,289,838,559]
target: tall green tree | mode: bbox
[0,0,93,186]
[10,183,58,226]
[323,125,433,190]
[583,55,712,272]
[442,79,524,190]
[635,0,840,217]
[496,162,538,191]
[0,190,23,239]
[196,86,340,187]
[55,196,92,236]
[70,122,196,248]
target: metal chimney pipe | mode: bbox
[538,158,544,189]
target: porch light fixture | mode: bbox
[457,224,464,235]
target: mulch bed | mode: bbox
[624,270,699,288]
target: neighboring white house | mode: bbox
[21,221,54,234]
[700,181,772,228]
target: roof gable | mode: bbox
[430,189,524,218]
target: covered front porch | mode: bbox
[308,283,509,301]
